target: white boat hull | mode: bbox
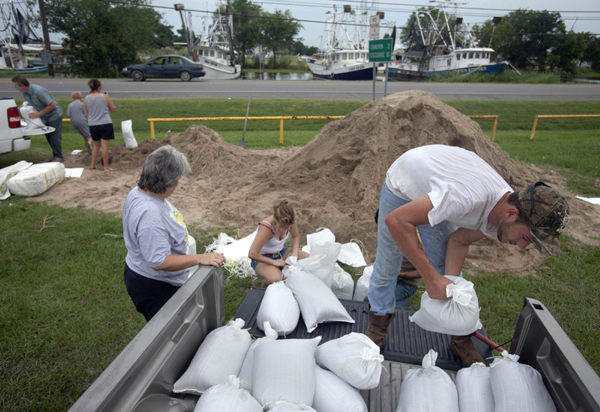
[200,58,241,80]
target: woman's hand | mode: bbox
[272,259,286,268]
[198,252,226,267]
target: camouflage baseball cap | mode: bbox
[516,181,570,256]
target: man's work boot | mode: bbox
[450,333,484,367]
[366,310,396,349]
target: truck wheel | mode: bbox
[180,71,192,82]
[131,70,144,81]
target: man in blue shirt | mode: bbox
[12,75,64,162]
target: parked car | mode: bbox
[121,55,206,82]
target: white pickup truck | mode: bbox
[0,97,55,155]
[68,266,600,412]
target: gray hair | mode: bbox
[138,145,190,194]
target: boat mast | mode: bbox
[0,1,15,68]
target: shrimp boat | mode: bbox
[179,1,241,80]
[388,3,507,80]
[302,3,394,81]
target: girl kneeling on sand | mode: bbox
[248,200,309,287]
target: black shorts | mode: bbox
[90,123,115,141]
[123,264,180,322]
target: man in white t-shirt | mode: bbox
[366,144,570,366]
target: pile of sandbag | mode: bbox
[174,318,381,411]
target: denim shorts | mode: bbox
[251,247,290,270]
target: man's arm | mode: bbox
[385,195,452,299]
[29,101,56,119]
[444,228,485,277]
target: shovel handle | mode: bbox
[242,98,251,141]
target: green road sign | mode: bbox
[369,38,393,62]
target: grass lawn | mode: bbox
[1,98,599,411]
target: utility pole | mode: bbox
[38,0,54,76]
[174,4,193,58]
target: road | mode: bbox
[1,78,599,100]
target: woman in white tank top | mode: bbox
[248,200,309,287]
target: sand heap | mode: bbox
[45,90,599,275]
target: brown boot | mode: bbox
[366,310,396,349]
[450,333,484,367]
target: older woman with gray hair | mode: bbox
[122,145,225,321]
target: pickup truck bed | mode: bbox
[68,267,600,412]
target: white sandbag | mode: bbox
[409,276,483,335]
[186,234,199,278]
[306,227,336,245]
[19,104,46,129]
[313,365,368,412]
[490,352,557,412]
[315,332,383,390]
[332,263,354,300]
[238,322,278,391]
[396,349,459,412]
[121,120,138,149]
[283,254,326,280]
[7,162,65,197]
[456,363,494,412]
[256,281,300,337]
[173,318,252,395]
[307,241,342,288]
[252,337,321,409]
[338,242,367,267]
[269,402,316,411]
[192,375,262,412]
[0,161,32,200]
[353,265,372,302]
[285,267,355,333]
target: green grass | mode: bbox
[431,70,564,83]
[1,98,600,411]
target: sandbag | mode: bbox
[238,322,278,391]
[285,267,354,333]
[315,332,382,390]
[456,363,494,412]
[173,318,252,395]
[338,242,367,267]
[283,254,326,280]
[396,349,459,412]
[269,402,316,411]
[331,263,354,300]
[0,161,32,200]
[306,228,336,245]
[409,276,482,335]
[307,241,342,288]
[313,365,368,412]
[490,352,557,412]
[121,120,138,149]
[19,104,46,129]
[256,281,300,336]
[192,375,262,412]
[186,234,199,278]
[7,162,65,197]
[353,265,372,302]
[252,337,321,409]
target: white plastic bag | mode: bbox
[490,352,557,412]
[353,265,372,302]
[19,103,46,129]
[307,241,342,288]
[269,402,316,411]
[173,318,252,395]
[186,234,199,278]
[256,281,300,336]
[283,254,326,280]
[456,363,494,412]
[338,242,367,267]
[285,267,355,333]
[409,276,482,335]
[238,322,278,391]
[0,161,32,200]
[7,162,65,197]
[313,365,368,412]
[396,349,459,412]
[315,332,383,390]
[121,120,138,149]
[306,228,336,245]
[332,263,354,300]
[192,375,261,412]
[252,337,321,408]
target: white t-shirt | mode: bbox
[384,145,513,236]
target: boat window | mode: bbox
[210,50,215,57]
[476,52,480,59]
[463,53,467,59]
[456,54,461,60]
[342,53,347,60]
[469,52,474,59]
[218,52,222,59]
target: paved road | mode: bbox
[1,78,599,100]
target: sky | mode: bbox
[151,0,600,49]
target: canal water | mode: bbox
[241,72,313,80]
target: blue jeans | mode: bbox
[46,116,63,158]
[368,182,457,316]
[364,279,417,308]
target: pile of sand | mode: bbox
[42,90,599,275]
